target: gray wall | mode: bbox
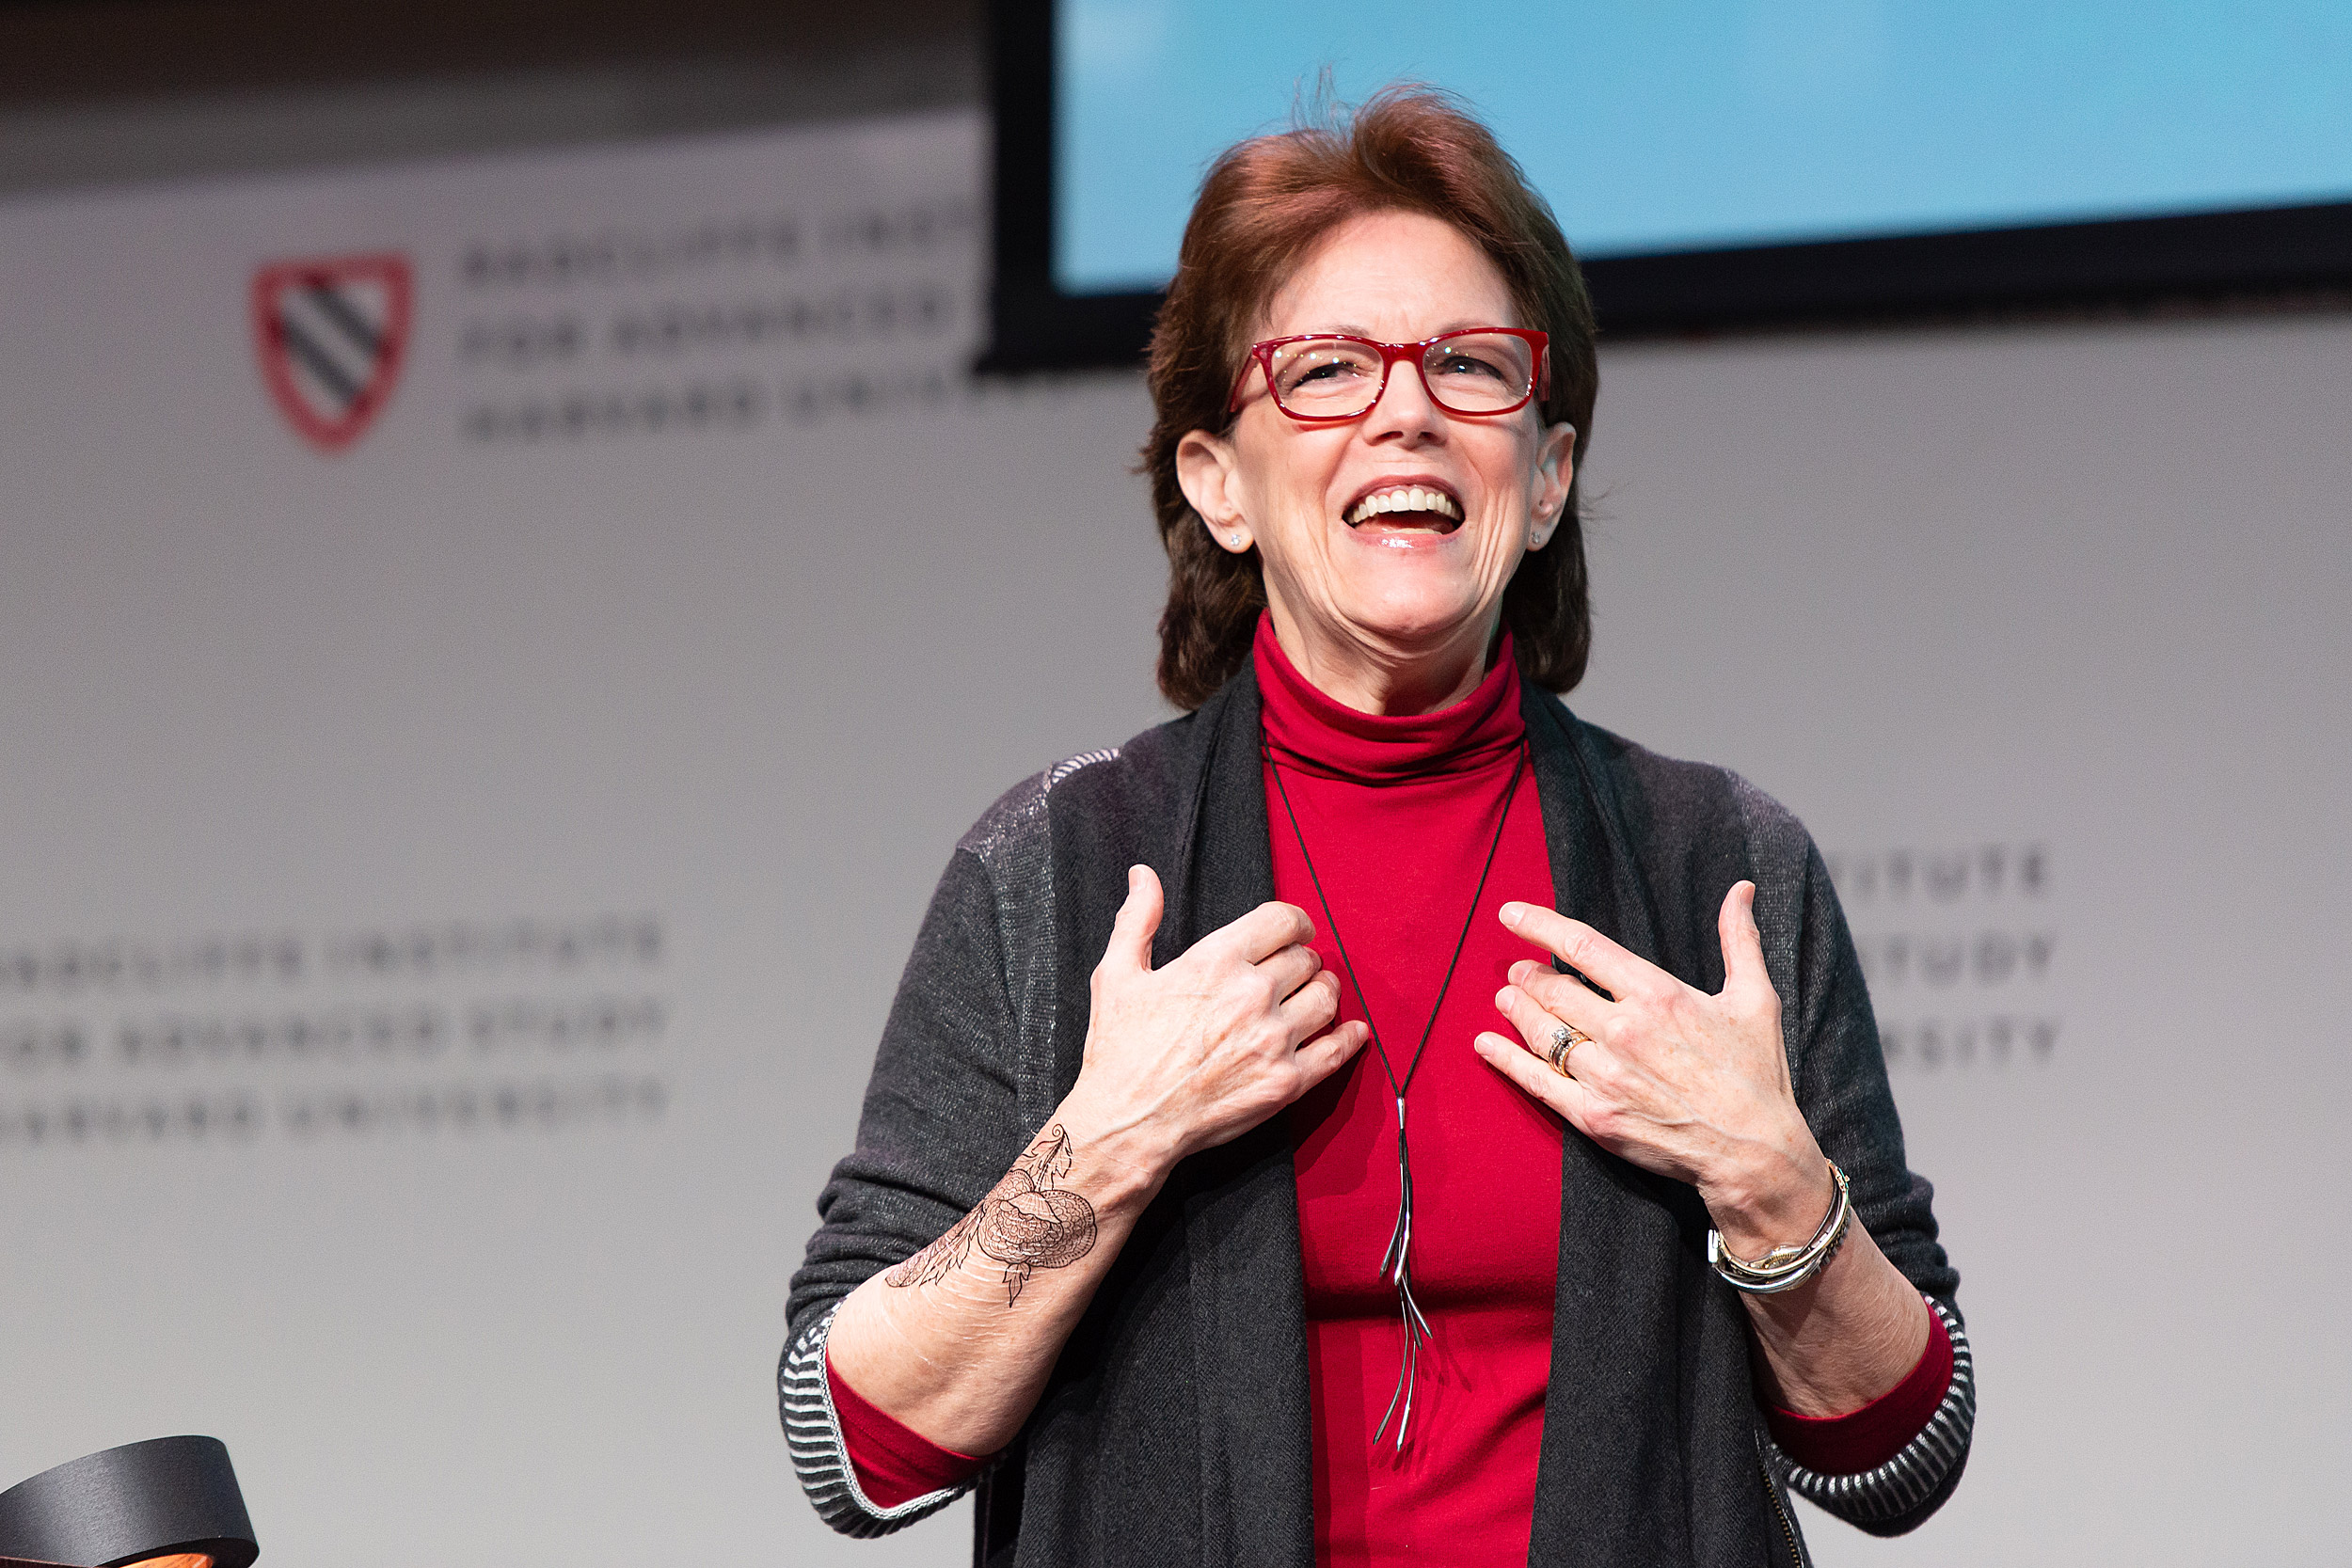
[0,0,978,198]
[1,103,2346,1567]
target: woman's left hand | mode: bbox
[1474,879,1833,1257]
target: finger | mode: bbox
[1472,1029,1597,1132]
[1256,941,1323,1001]
[1293,1017,1372,1087]
[1208,899,1318,965]
[1101,864,1164,974]
[1504,962,1613,1034]
[1497,903,1660,999]
[1717,880,1773,1003]
[1492,983,1590,1066]
[1275,968,1341,1042]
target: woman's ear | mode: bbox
[1525,421,1577,550]
[1176,429,1253,552]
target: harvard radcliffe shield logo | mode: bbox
[252,253,413,451]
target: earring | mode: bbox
[1230,533,1243,546]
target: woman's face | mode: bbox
[1177,209,1576,706]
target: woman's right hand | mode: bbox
[829,864,1366,1458]
[1063,864,1368,1185]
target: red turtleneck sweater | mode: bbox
[826,614,1952,1552]
[1258,614,1566,1564]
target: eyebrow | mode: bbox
[1299,320,1514,340]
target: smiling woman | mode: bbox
[1144,97,1599,713]
[785,87,1972,1568]
[1172,211,1575,717]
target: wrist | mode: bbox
[1702,1142,1836,1261]
[1049,1089,1175,1213]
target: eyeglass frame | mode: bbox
[1228,326,1552,423]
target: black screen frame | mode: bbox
[982,0,2352,374]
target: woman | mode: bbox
[784,88,1971,1567]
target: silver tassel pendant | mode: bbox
[1260,740,1528,1460]
[1372,1093,1434,1452]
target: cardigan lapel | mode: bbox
[1169,669,1319,1568]
[1520,691,1703,1568]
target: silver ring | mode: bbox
[1546,1022,1590,1074]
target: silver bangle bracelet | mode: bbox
[1707,1160,1851,1295]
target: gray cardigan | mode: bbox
[784,669,1973,1566]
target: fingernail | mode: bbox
[1507,959,1533,983]
[1495,987,1514,1008]
[1500,902,1524,924]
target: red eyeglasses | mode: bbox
[1230,327,1550,422]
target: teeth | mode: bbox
[1344,486,1463,526]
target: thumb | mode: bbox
[1104,864,1165,973]
[1718,880,1772,1000]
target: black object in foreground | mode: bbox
[0,1436,257,1568]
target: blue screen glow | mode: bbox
[1057,0,2352,294]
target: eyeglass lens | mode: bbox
[1266,334,1534,418]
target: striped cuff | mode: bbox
[779,1299,977,1538]
[1763,1294,1976,1530]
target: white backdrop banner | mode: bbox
[1,107,2346,1568]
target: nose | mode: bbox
[1364,352,1446,447]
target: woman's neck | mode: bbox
[1263,602,1501,717]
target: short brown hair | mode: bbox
[1143,86,1600,710]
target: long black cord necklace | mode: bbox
[1263,735,1529,1451]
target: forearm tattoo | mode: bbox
[883,1123,1100,1305]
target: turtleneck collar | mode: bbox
[1253,610,1528,784]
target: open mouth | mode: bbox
[1343,483,1464,535]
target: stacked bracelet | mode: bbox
[1707,1160,1851,1295]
